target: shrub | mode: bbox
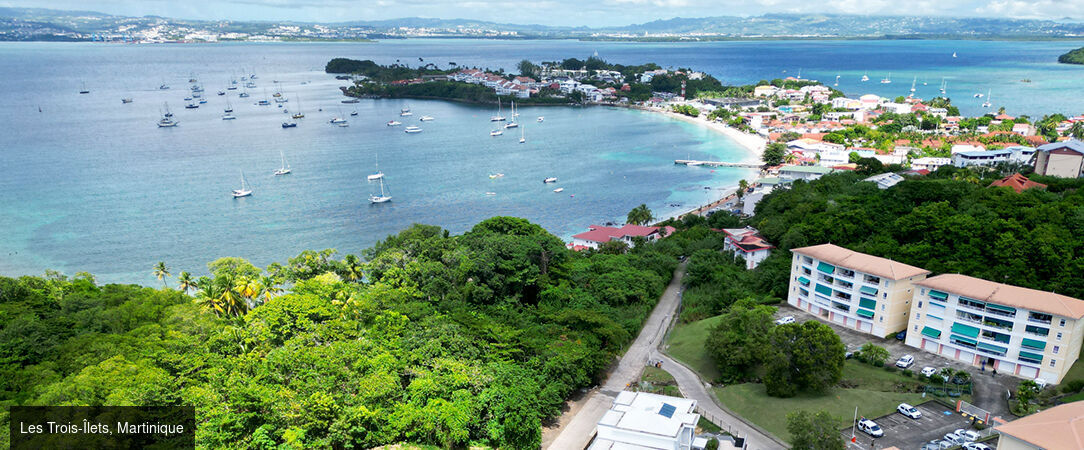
[901,369,913,377]
[705,438,720,450]
[1061,379,1084,394]
[884,366,898,373]
[872,360,884,368]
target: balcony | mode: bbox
[834,292,852,301]
[1027,317,1052,325]
[835,280,854,290]
[837,269,855,279]
[984,307,1017,319]
[982,319,1013,332]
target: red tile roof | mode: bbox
[990,173,1046,193]
[571,224,674,244]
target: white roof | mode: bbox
[604,391,698,438]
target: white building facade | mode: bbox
[590,391,700,450]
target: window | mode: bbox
[881,305,886,311]
[1061,319,1067,327]
[1054,346,1060,354]
[1057,332,1063,340]
[914,325,919,331]
[802,256,812,264]
[802,267,811,275]
[919,301,923,308]
[1050,360,1056,368]
[916,313,921,319]
[879,317,883,323]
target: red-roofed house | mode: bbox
[570,224,676,250]
[722,227,774,269]
[990,173,1047,193]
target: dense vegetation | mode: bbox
[346,81,575,105]
[1058,46,1084,65]
[0,217,683,449]
[325,58,451,81]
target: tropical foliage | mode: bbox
[0,217,679,449]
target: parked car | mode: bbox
[858,419,883,437]
[936,440,955,450]
[953,429,980,442]
[895,354,915,368]
[775,316,795,325]
[963,443,991,450]
[943,433,966,446]
[921,366,937,377]
[895,330,907,340]
[897,403,922,419]
[1034,378,1048,389]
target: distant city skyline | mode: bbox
[3,0,1081,27]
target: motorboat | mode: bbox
[420,115,434,121]
[282,122,297,128]
[543,177,557,183]
[387,121,401,126]
[404,126,422,133]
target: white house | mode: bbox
[722,227,773,269]
[910,157,952,172]
[570,224,676,250]
[590,391,700,450]
[863,172,905,189]
[952,149,1012,168]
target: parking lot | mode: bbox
[841,401,997,449]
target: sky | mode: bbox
[4,0,1082,27]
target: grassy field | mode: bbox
[713,383,925,442]
[666,315,723,381]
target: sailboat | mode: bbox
[505,101,519,128]
[274,151,291,175]
[400,106,412,117]
[910,77,917,92]
[368,153,384,181]
[369,177,391,203]
[860,72,869,82]
[939,78,947,95]
[490,128,503,136]
[292,94,305,119]
[982,90,992,108]
[834,74,840,87]
[952,52,958,58]
[224,97,234,113]
[490,99,505,122]
[519,124,525,144]
[880,73,892,84]
[79,82,89,94]
[232,171,253,198]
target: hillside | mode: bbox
[1059,46,1084,64]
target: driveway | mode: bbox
[776,305,1019,420]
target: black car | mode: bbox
[896,330,907,341]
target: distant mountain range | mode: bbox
[1,7,1083,42]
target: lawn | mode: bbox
[666,315,723,381]
[637,366,681,397]
[713,383,925,443]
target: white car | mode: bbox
[963,443,991,450]
[775,316,795,325]
[1034,378,1048,389]
[858,419,883,437]
[943,433,966,446]
[897,403,921,419]
[921,366,937,377]
[954,429,980,442]
[895,354,915,368]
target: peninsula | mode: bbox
[1059,46,1084,65]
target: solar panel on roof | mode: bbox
[658,403,676,418]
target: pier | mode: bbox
[674,159,763,169]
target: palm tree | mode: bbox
[736,179,749,202]
[626,204,653,226]
[258,275,282,304]
[783,152,797,164]
[152,261,171,287]
[177,271,196,294]
[342,254,364,283]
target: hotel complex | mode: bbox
[906,274,1084,384]
[787,244,1084,384]
[787,244,930,338]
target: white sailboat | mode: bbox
[400,106,412,117]
[369,177,391,203]
[861,71,869,82]
[505,101,519,128]
[222,97,236,120]
[292,94,304,119]
[404,126,422,133]
[368,153,384,181]
[952,52,957,58]
[880,73,892,84]
[910,77,917,92]
[834,74,840,86]
[519,124,525,143]
[490,128,503,136]
[490,99,505,122]
[274,150,291,175]
[157,102,178,127]
[232,171,253,198]
[982,90,992,108]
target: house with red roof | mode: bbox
[569,224,677,250]
[990,173,1047,193]
[721,227,774,269]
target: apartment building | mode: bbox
[788,244,930,337]
[905,274,1084,384]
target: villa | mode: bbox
[721,227,773,269]
[570,224,676,250]
[788,244,930,337]
[905,274,1084,384]
[589,391,701,450]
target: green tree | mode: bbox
[517,59,539,78]
[764,321,845,397]
[737,179,750,202]
[763,143,787,166]
[177,271,196,294]
[627,204,654,226]
[152,261,170,287]
[599,240,630,254]
[858,343,890,366]
[1069,122,1084,139]
[706,299,776,381]
[787,410,844,450]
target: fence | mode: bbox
[695,406,748,449]
[957,400,991,425]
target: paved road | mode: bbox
[546,262,687,450]
[655,352,788,450]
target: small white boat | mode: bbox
[489,173,504,179]
[122,97,133,104]
[232,171,253,198]
[982,90,992,108]
[222,113,236,120]
[350,111,358,116]
[369,177,391,203]
[282,121,297,128]
[880,73,892,84]
[274,151,291,175]
[368,153,384,181]
[404,126,422,133]
[330,117,346,124]
[505,122,519,129]
[860,72,869,82]
[490,129,503,136]
[387,121,401,126]
[158,118,179,127]
[553,188,564,193]
[217,91,226,96]
[337,122,349,127]
[543,177,557,183]
[420,115,434,121]
[485,192,497,196]
[159,84,170,90]
[257,99,270,106]
[491,99,506,121]
[537,116,544,122]
[974,93,984,98]
[519,125,525,144]
[953,52,957,58]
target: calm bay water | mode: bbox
[1,39,1081,283]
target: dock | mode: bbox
[675,159,762,169]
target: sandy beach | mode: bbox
[633,105,768,221]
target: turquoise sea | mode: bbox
[1,39,1081,284]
